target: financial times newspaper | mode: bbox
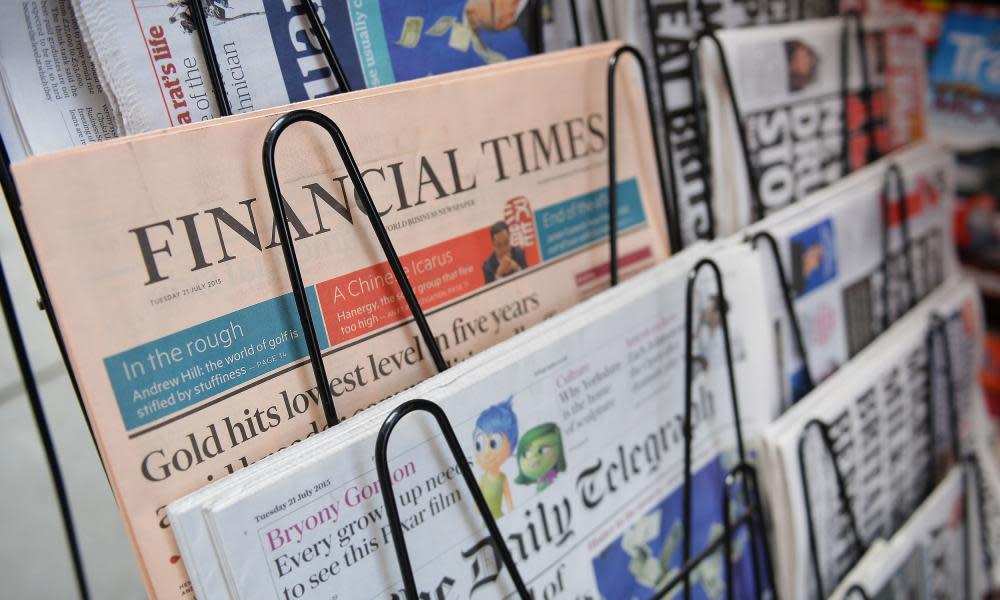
[0,0,118,159]
[703,16,927,236]
[760,277,983,600]
[749,144,957,411]
[13,45,670,599]
[170,243,779,599]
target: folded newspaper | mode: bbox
[701,16,927,236]
[758,276,984,600]
[749,143,957,410]
[11,44,671,599]
[169,240,779,599]
[0,0,118,159]
[827,469,968,600]
[615,1,838,245]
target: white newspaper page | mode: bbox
[0,0,118,158]
[182,243,780,599]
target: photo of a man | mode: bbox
[483,221,528,283]
[784,39,819,92]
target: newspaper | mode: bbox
[169,241,779,599]
[618,1,837,245]
[192,0,343,115]
[702,16,927,236]
[827,469,967,600]
[749,143,957,411]
[71,0,223,134]
[0,0,118,159]
[759,276,984,600]
[12,44,671,599]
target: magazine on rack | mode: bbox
[169,241,779,600]
[827,469,968,600]
[700,16,927,235]
[748,143,957,410]
[0,0,118,159]
[758,276,984,600]
[11,44,671,599]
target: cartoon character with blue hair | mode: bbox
[473,397,519,518]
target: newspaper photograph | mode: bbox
[170,242,779,599]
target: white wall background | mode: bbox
[0,185,147,598]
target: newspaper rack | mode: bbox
[670,257,777,600]
[797,309,991,599]
[567,0,610,47]
[748,230,817,398]
[879,162,918,331]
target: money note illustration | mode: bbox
[396,15,424,48]
[426,15,456,37]
[449,20,473,51]
[472,32,507,63]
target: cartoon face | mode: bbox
[517,430,561,479]
[474,428,512,473]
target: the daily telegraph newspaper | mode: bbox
[927,10,1000,151]
[0,0,118,160]
[749,144,956,410]
[622,0,837,245]
[71,0,223,134]
[827,470,967,600]
[702,16,927,236]
[758,277,984,600]
[169,242,780,600]
[12,44,671,599]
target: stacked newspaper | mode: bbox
[71,0,543,134]
[701,15,928,236]
[11,44,672,599]
[0,0,119,160]
[748,143,957,410]
[827,469,969,600]
[757,275,985,600]
[169,240,779,599]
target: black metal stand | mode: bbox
[798,418,868,599]
[670,257,777,600]
[749,231,816,398]
[687,33,764,224]
[567,0,609,46]
[608,45,682,269]
[187,0,233,116]
[302,0,353,93]
[374,399,531,600]
[879,162,917,332]
[840,11,878,172]
[261,109,449,426]
[0,257,88,600]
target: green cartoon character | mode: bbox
[473,398,519,518]
[514,423,566,492]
